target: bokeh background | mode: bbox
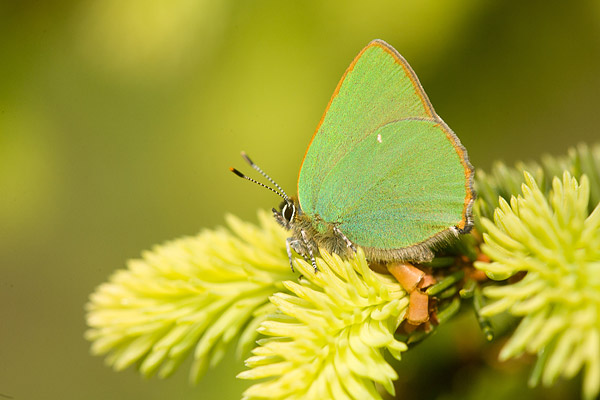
[2,1,599,399]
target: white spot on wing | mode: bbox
[377,133,382,143]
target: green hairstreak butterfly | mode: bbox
[232,39,475,271]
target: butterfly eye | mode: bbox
[282,203,295,222]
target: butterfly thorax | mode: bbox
[272,198,353,262]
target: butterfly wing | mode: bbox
[298,39,474,255]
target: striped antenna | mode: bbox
[240,152,290,201]
[229,167,288,201]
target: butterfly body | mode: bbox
[273,198,354,262]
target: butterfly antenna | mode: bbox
[230,168,288,201]
[240,151,290,201]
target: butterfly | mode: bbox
[232,39,475,272]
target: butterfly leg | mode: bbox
[285,237,296,272]
[300,229,318,273]
[333,226,356,252]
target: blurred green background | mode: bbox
[1,1,599,399]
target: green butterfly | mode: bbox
[232,39,475,271]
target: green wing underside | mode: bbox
[317,120,466,248]
[298,42,469,249]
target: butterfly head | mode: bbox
[272,198,300,229]
[231,151,297,230]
